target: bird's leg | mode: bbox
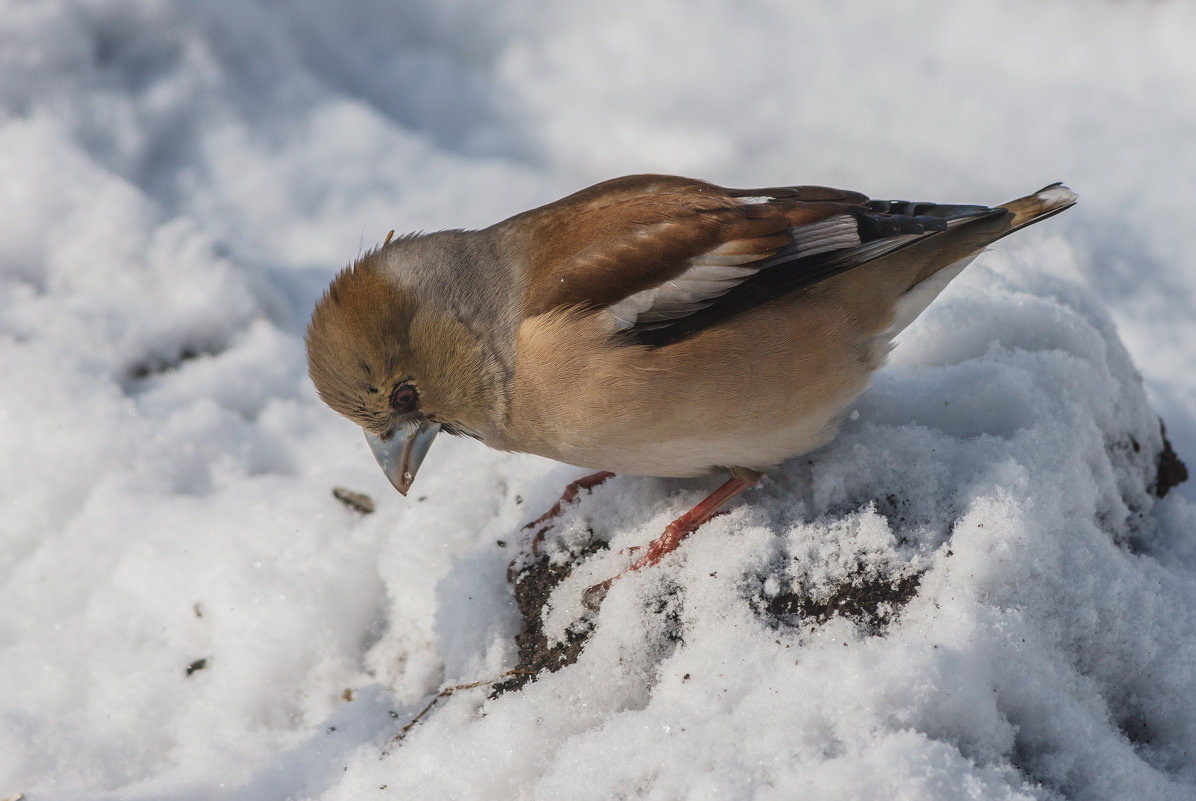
[508,471,615,581]
[582,473,758,609]
[523,471,616,545]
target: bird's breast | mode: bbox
[500,297,882,477]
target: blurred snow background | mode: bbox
[2,1,1195,799]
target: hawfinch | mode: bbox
[306,174,1075,601]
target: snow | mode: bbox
[2,1,1196,799]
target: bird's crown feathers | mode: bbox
[305,254,416,431]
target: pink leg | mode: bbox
[582,476,756,609]
[509,472,616,582]
[522,471,616,548]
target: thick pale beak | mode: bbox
[364,420,441,496]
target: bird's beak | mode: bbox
[364,420,441,496]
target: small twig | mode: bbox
[382,668,537,754]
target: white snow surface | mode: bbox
[3,2,1196,799]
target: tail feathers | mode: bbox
[878,183,1076,340]
[1000,183,1078,231]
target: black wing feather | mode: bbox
[629,202,1002,348]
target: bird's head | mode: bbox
[305,248,497,495]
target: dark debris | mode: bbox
[126,344,222,382]
[758,565,923,634]
[1152,420,1188,499]
[332,486,376,514]
[491,542,606,696]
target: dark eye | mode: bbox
[390,383,418,412]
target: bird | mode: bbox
[305,174,1076,605]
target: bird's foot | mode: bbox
[581,517,697,609]
[581,475,756,610]
[508,471,615,582]
[520,470,615,544]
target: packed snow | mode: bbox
[3,1,1196,799]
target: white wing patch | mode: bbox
[607,215,863,330]
[608,258,758,329]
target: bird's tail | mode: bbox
[998,183,1078,234]
[872,182,1077,340]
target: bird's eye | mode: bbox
[391,383,418,411]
